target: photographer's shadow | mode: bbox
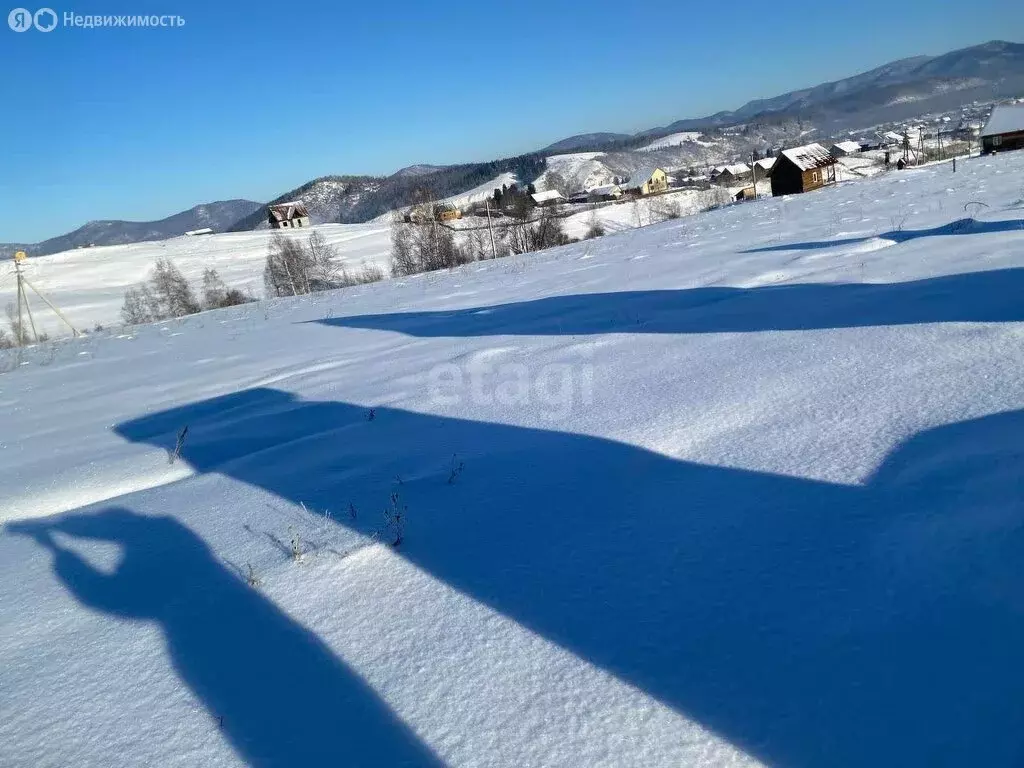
[8,508,442,768]
[110,388,1024,767]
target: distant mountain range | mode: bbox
[7,40,1022,256]
[645,39,1024,135]
[1,200,260,259]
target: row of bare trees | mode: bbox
[391,202,576,276]
[122,258,254,325]
[119,231,387,328]
[265,231,384,297]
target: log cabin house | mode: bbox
[981,105,1024,155]
[769,144,837,197]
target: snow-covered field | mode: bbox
[3,153,1024,767]
[0,223,392,335]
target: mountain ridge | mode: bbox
[1,200,261,259]
[8,40,1022,254]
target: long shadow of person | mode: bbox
[111,389,1024,767]
[8,508,443,768]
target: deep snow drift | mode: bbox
[2,153,1024,767]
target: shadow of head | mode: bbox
[7,507,444,766]
[8,508,213,619]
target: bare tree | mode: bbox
[200,268,254,309]
[121,286,155,325]
[651,196,682,222]
[466,227,491,261]
[5,302,27,346]
[584,210,606,240]
[264,233,313,297]
[150,257,201,317]
[201,268,228,309]
[389,211,469,276]
[530,208,571,250]
[306,230,341,291]
[390,212,420,277]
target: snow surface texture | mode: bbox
[3,153,1024,767]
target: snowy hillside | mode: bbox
[0,223,392,334]
[637,131,716,151]
[3,152,1024,767]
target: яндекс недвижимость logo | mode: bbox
[8,7,57,31]
[8,8,184,31]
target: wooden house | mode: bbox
[980,105,1024,155]
[268,202,310,229]
[768,143,837,197]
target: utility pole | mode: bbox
[485,198,497,259]
[750,151,758,199]
[9,251,78,345]
[15,252,24,344]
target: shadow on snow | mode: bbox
[314,267,1024,337]
[741,217,1024,254]
[38,387,1021,767]
[7,507,444,768]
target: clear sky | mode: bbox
[2,0,1021,242]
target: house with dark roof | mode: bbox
[768,143,837,197]
[268,201,310,229]
[586,184,622,202]
[981,105,1024,155]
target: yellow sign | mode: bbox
[13,251,27,262]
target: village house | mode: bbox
[768,143,837,197]
[830,140,862,157]
[184,227,214,236]
[267,202,310,229]
[980,104,1024,155]
[586,184,622,202]
[622,167,669,196]
[433,202,462,222]
[530,190,564,206]
[754,157,776,175]
[713,164,753,186]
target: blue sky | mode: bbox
[1,0,1021,242]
